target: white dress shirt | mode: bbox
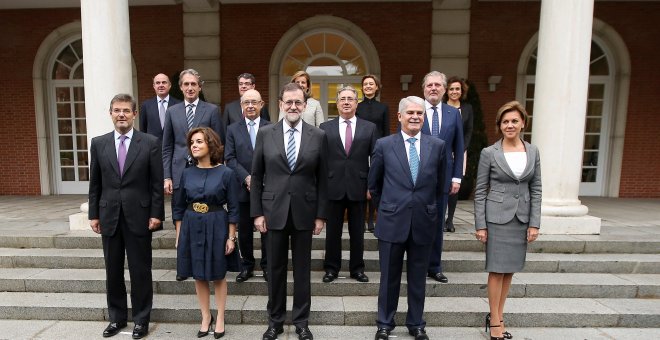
[425,100,442,132]
[158,95,172,110]
[114,128,134,156]
[401,130,422,164]
[245,116,261,132]
[339,116,357,149]
[183,98,200,115]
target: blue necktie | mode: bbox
[186,103,195,131]
[431,106,439,137]
[408,137,419,184]
[248,120,257,149]
[286,128,296,171]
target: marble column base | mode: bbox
[68,202,90,231]
[540,215,601,235]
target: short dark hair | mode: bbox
[443,76,468,102]
[279,83,309,101]
[237,73,256,84]
[109,93,136,112]
[186,127,224,165]
[495,101,529,135]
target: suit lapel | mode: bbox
[192,101,207,128]
[439,103,451,140]
[418,135,431,179]
[519,141,536,180]
[237,120,252,150]
[493,139,518,180]
[297,122,314,171]
[103,133,120,177]
[272,120,287,167]
[349,118,368,158]
[392,133,414,187]
[328,119,345,156]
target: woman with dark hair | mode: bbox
[278,70,325,126]
[442,76,474,232]
[474,101,541,340]
[174,127,240,338]
[356,74,390,232]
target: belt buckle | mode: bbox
[192,202,209,213]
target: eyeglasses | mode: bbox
[338,97,357,103]
[241,100,262,106]
[282,100,305,107]
[238,82,253,86]
[112,108,133,114]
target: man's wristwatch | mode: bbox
[229,236,238,242]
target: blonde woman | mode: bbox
[279,70,325,126]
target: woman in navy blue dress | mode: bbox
[174,127,239,338]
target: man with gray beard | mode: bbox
[250,83,328,340]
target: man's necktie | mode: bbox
[286,128,296,171]
[186,103,195,131]
[118,135,127,177]
[432,106,439,137]
[408,137,419,184]
[159,100,166,128]
[248,120,257,149]
[344,120,352,155]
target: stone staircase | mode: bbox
[0,228,659,332]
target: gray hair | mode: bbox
[109,93,136,112]
[398,96,425,113]
[422,71,447,89]
[179,68,203,86]
[336,85,359,101]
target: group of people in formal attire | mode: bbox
[88,68,541,340]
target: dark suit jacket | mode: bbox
[222,99,270,142]
[368,133,446,245]
[224,118,271,202]
[250,120,328,230]
[421,102,464,192]
[474,139,542,229]
[320,117,377,201]
[356,97,390,138]
[162,100,223,189]
[139,96,181,139]
[88,130,165,236]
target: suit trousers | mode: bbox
[238,201,267,271]
[377,229,432,330]
[427,192,448,273]
[323,197,365,275]
[266,209,312,328]
[101,209,153,324]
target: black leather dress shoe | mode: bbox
[366,221,375,233]
[322,272,337,283]
[374,328,390,340]
[236,269,254,282]
[428,272,449,283]
[408,327,429,340]
[295,326,313,340]
[103,322,127,337]
[350,272,369,282]
[262,326,284,340]
[132,324,149,339]
[176,275,188,281]
[445,220,456,232]
[263,271,268,282]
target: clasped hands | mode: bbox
[254,216,325,235]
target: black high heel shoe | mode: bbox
[213,321,225,339]
[197,315,214,338]
[501,320,512,339]
[485,313,504,340]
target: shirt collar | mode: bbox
[283,118,303,134]
[184,98,200,107]
[246,116,261,126]
[425,100,440,110]
[341,115,357,125]
[401,130,421,142]
[158,95,170,103]
[114,128,134,140]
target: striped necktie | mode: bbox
[408,137,419,184]
[286,128,296,171]
[186,103,195,130]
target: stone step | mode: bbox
[1,268,658,299]
[1,229,658,254]
[1,247,659,274]
[1,320,659,340]
[1,292,658,327]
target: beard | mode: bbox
[285,111,302,125]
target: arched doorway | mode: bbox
[269,16,380,119]
[517,20,630,197]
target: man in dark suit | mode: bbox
[319,85,376,284]
[368,96,446,340]
[224,89,271,283]
[138,73,181,139]
[88,93,164,339]
[222,72,270,141]
[421,71,464,284]
[162,69,223,224]
[251,83,328,340]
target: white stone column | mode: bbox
[81,0,133,139]
[75,0,133,231]
[183,0,221,105]
[532,0,601,234]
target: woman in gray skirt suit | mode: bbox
[474,101,541,340]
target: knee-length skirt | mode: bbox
[485,216,528,273]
